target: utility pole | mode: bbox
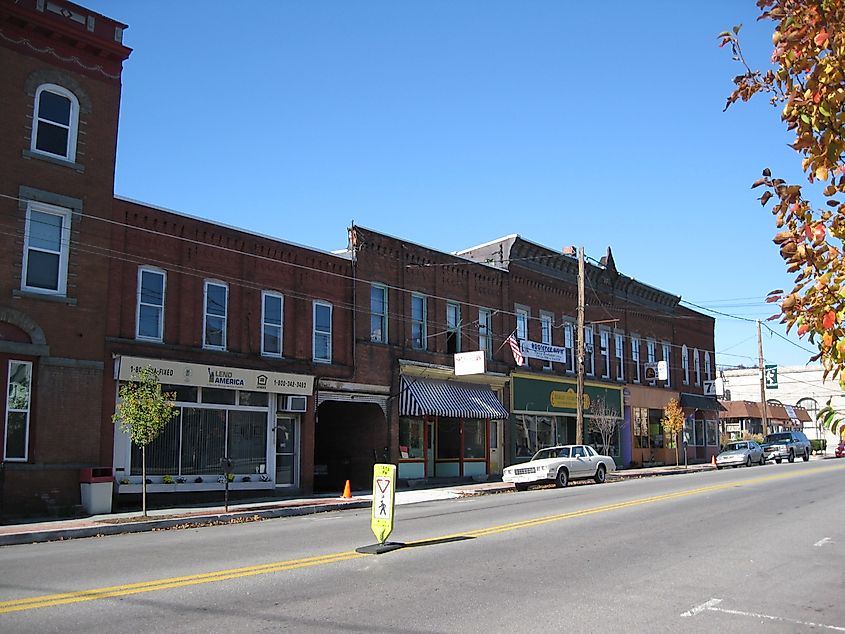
[757,320,769,438]
[576,246,585,445]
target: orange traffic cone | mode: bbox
[710,454,717,466]
[342,480,352,499]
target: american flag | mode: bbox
[508,335,526,366]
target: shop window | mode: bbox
[262,291,283,357]
[32,84,79,162]
[648,408,664,449]
[463,420,486,459]
[4,360,32,461]
[478,308,492,359]
[411,294,427,350]
[514,414,554,458]
[202,387,236,405]
[633,407,649,449]
[399,417,424,459]
[239,391,269,407]
[437,418,461,459]
[161,384,198,402]
[694,417,705,447]
[370,284,387,343]
[203,280,228,350]
[22,201,71,296]
[313,301,332,362]
[446,302,461,353]
[706,419,718,446]
[137,267,165,341]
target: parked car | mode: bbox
[502,445,616,491]
[835,441,844,458]
[761,430,811,464]
[715,440,765,469]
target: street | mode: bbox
[2,461,844,633]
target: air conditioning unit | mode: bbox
[280,395,307,412]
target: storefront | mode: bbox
[679,393,723,463]
[627,385,675,467]
[397,362,509,480]
[112,356,313,494]
[510,373,623,464]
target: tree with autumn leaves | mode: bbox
[721,0,845,432]
[661,399,686,467]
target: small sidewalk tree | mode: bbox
[112,366,179,516]
[588,397,620,456]
[661,398,685,467]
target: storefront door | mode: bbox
[275,415,299,486]
[426,420,435,477]
[489,420,501,473]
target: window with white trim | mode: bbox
[137,267,165,341]
[615,333,624,381]
[411,294,427,350]
[4,360,33,461]
[370,284,388,343]
[515,306,529,341]
[693,348,701,386]
[261,291,283,357]
[203,280,228,350]
[631,335,641,383]
[540,311,553,370]
[584,325,595,376]
[681,345,689,385]
[313,301,332,362]
[479,308,492,359]
[662,342,672,388]
[564,323,574,373]
[646,339,656,385]
[32,84,79,162]
[599,330,611,378]
[704,351,712,382]
[446,302,461,353]
[21,201,71,296]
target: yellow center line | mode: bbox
[2,463,840,615]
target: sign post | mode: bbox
[370,463,396,545]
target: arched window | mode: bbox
[32,84,79,162]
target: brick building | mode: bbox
[0,0,720,517]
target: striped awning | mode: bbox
[400,376,509,419]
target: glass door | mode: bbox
[275,415,299,486]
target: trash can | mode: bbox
[79,467,113,514]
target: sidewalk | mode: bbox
[0,462,732,547]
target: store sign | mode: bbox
[117,356,314,395]
[454,350,486,376]
[520,340,567,364]
[765,364,778,389]
[511,374,622,415]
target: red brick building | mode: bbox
[0,0,719,517]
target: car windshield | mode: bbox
[533,447,569,460]
[766,433,792,443]
[727,442,747,451]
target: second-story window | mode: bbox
[564,323,574,373]
[515,306,529,340]
[631,335,641,383]
[262,291,283,357]
[584,326,595,376]
[615,333,624,381]
[704,351,712,382]
[662,342,672,388]
[682,345,690,385]
[22,201,71,296]
[540,312,553,371]
[32,84,79,162]
[599,330,610,378]
[203,280,228,350]
[479,308,492,359]
[693,348,701,385]
[646,339,656,385]
[370,284,388,343]
[137,267,165,341]
[313,301,332,363]
[447,302,461,353]
[411,294,427,350]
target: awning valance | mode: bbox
[679,393,725,412]
[400,377,509,419]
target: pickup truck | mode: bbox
[761,431,811,464]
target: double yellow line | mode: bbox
[1,463,839,615]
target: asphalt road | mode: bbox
[1,460,844,633]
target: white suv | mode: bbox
[762,431,811,464]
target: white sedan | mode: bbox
[503,445,616,491]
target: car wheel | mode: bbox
[802,449,810,462]
[716,465,722,470]
[555,468,568,488]
[775,458,782,464]
[594,465,607,484]
[759,455,766,465]
[788,450,795,463]
[514,483,528,492]
[746,455,752,467]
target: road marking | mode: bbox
[814,537,832,547]
[2,463,841,615]
[682,599,845,631]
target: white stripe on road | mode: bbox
[814,537,833,547]
[682,599,845,631]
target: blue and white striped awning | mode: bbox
[399,376,509,419]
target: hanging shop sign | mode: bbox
[519,340,567,364]
[116,355,314,395]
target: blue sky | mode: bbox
[84,0,819,370]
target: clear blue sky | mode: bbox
[84,0,818,370]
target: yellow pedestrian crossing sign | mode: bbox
[370,463,396,544]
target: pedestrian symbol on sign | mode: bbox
[764,364,778,389]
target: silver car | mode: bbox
[716,440,765,469]
[503,444,616,491]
